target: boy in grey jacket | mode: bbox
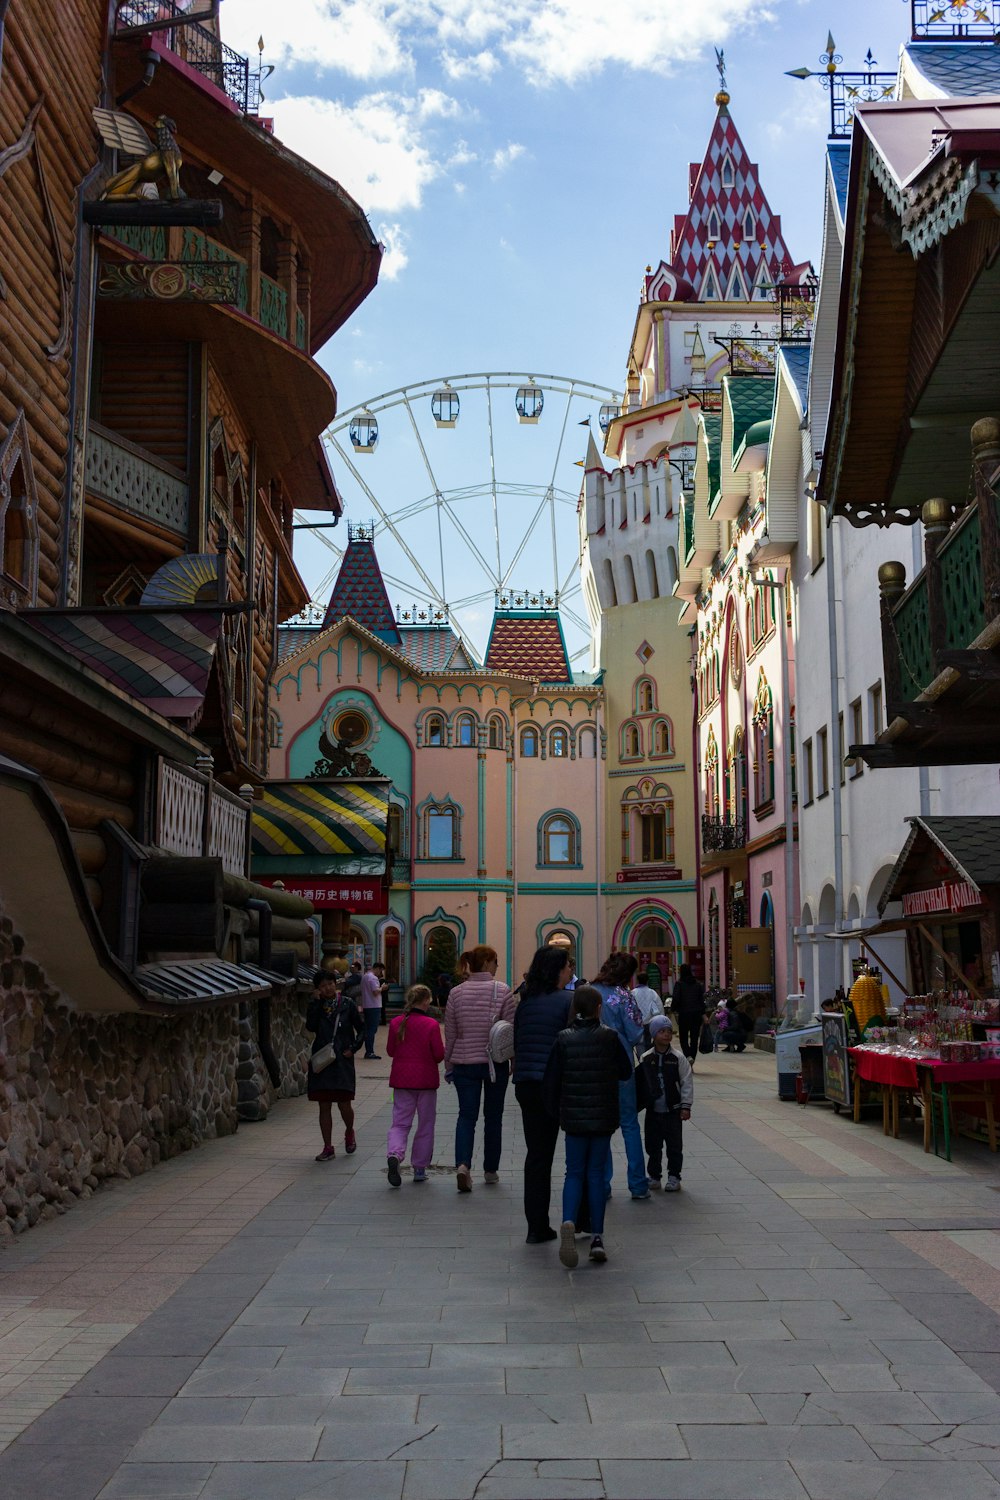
[634,1015,693,1192]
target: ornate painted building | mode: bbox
[263,528,604,993]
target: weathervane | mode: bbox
[714,47,730,106]
[785,34,895,139]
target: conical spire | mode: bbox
[669,89,792,304]
[323,524,400,642]
[585,430,606,472]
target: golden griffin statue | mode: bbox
[93,109,185,201]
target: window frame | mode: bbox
[456,714,477,748]
[849,698,864,779]
[803,736,814,806]
[425,714,445,747]
[520,726,539,758]
[817,725,829,799]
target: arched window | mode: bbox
[424,924,457,977]
[743,209,756,240]
[707,208,722,240]
[419,797,460,859]
[704,727,719,818]
[425,714,444,747]
[488,715,505,749]
[520,726,539,758]
[622,722,641,759]
[752,672,775,809]
[722,153,735,188]
[386,803,403,854]
[707,891,720,987]
[651,718,673,758]
[456,714,477,747]
[621,780,674,867]
[730,729,748,828]
[0,414,40,608]
[635,677,656,713]
[550,728,568,758]
[538,812,580,867]
[578,726,597,759]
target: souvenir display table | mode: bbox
[849,1047,1000,1159]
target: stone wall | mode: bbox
[237,993,312,1122]
[0,910,310,1244]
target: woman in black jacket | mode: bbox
[512,946,573,1244]
[306,973,366,1161]
[671,963,706,1063]
[544,987,633,1268]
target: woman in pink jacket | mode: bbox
[443,945,516,1193]
[385,984,445,1186]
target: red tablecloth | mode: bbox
[848,1049,918,1088]
[850,1049,1000,1088]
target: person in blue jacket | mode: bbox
[592,951,649,1201]
[512,945,574,1244]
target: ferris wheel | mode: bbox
[294,372,623,663]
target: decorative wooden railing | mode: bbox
[157,761,249,875]
[86,422,189,535]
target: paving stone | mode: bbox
[68,1356,202,1398]
[198,1460,406,1499]
[599,1457,808,1498]
[590,1391,761,1422]
[917,1389,1000,1423]
[129,1421,323,1462]
[152,1397,252,1426]
[680,1424,875,1460]
[875,1463,1000,1498]
[401,1460,495,1500]
[501,1420,686,1460]
[474,1459,607,1499]
[97,1462,215,1498]
[12,1394,169,1446]
[416,1392,590,1424]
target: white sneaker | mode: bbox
[665,1175,681,1193]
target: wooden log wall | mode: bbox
[0,4,106,608]
[93,342,191,472]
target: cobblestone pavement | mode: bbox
[4,1040,1000,1499]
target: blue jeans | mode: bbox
[604,1076,648,1197]
[452,1061,509,1172]
[363,1007,381,1056]
[563,1135,611,1236]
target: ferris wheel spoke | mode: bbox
[486,378,501,582]
[545,386,576,596]
[439,499,501,588]
[499,489,552,588]
[402,393,450,601]
[329,435,446,607]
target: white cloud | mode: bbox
[376,220,409,278]
[269,91,441,212]
[224,0,775,90]
[415,87,461,118]
[491,142,525,173]
[440,48,499,82]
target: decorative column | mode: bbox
[239,198,261,320]
[277,233,298,343]
[296,257,311,349]
[877,560,907,709]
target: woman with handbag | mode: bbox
[443,944,516,1193]
[306,972,366,1162]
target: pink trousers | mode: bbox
[386,1088,437,1170]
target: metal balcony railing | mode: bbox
[702,814,747,854]
[115,2,263,116]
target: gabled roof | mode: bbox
[903,42,1000,100]
[323,535,400,641]
[484,612,572,684]
[827,141,851,225]
[878,816,1000,913]
[779,346,811,414]
[727,377,776,462]
[397,625,474,672]
[669,102,794,300]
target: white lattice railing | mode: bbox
[156,762,248,875]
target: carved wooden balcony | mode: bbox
[86,421,190,537]
[157,760,249,875]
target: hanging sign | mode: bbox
[902,881,981,918]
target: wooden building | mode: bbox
[0,6,379,1018]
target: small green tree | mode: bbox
[419,925,458,990]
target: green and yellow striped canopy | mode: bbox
[252,781,389,858]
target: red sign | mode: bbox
[902,881,981,918]
[617,867,682,883]
[257,876,388,914]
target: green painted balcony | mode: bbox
[888,500,987,703]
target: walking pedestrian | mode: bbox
[635,1015,693,1192]
[671,963,707,1064]
[632,969,665,1026]
[385,984,444,1185]
[444,945,516,1192]
[360,959,383,1059]
[342,961,363,1004]
[306,972,365,1161]
[592,953,649,1201]
[544,986,633,1267]
[512,945,574,1244]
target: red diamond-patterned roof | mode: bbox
[323,535,400,643]
[484,614,571,683]
[668,104,793,301]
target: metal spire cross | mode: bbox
[785,34,896,139]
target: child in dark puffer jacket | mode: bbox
[544,987,633,1269]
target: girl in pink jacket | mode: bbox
[385,984,445,1186]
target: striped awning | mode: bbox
[24,608,223,718]
[252,780,389,858]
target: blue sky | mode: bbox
[221,0,909,656]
